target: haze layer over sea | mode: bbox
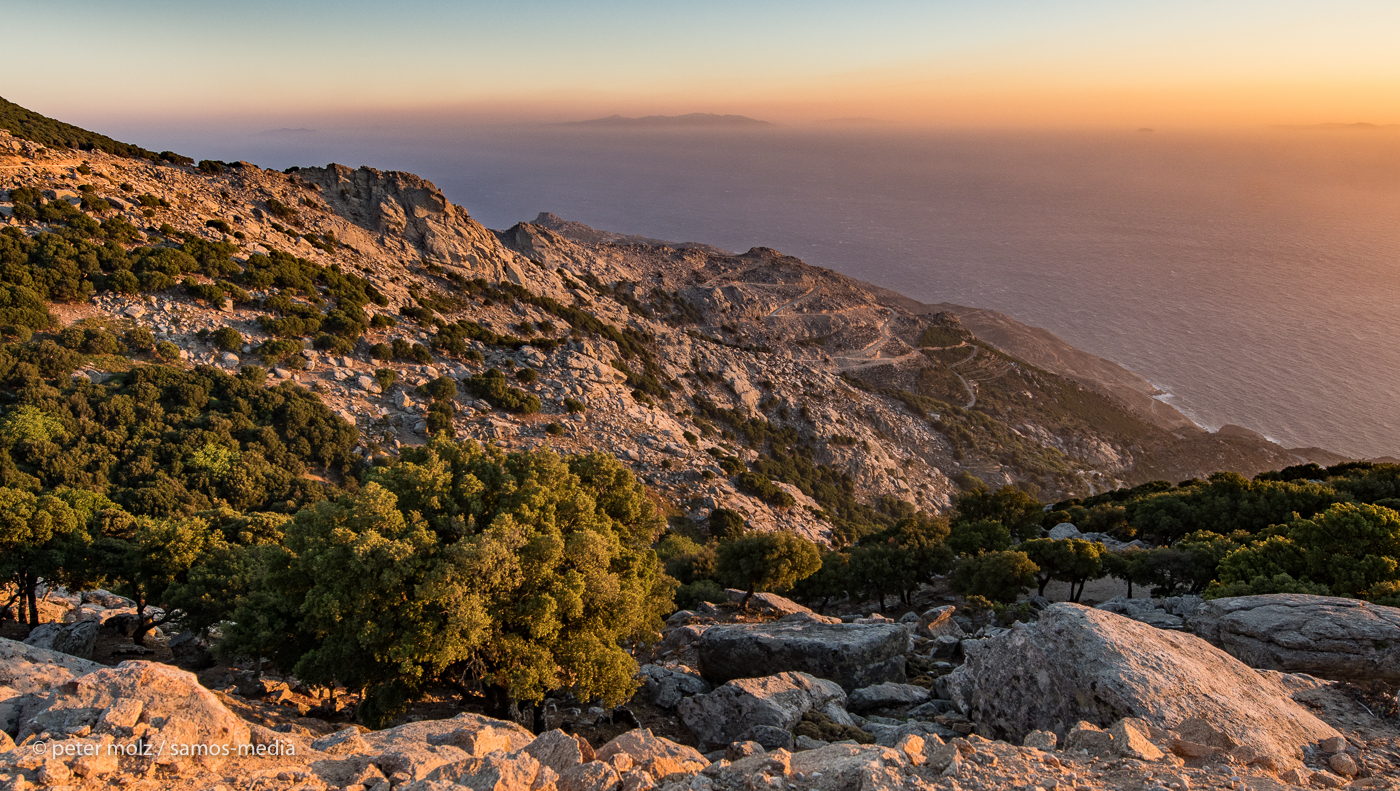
[141,123,1400,460]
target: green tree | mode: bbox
[716,531,822,611]
[1020,538,1106,601]
[708,508,746,540]
[947,518,1011,556]
[0,487,85,624]
[790,549,850,613]
[99,514,227,644]
[212,326,242,352]
[953,486,1043,541]
[950,550,1038,604]
[224,441,675,728]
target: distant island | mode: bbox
[561,112,772,128]
[1275,122,1400,131]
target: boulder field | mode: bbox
[3,596,1400,789]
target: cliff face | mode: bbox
[0,128,1349,541]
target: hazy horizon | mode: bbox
[7,1,1400,131]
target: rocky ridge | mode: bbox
[0,125,1353,540]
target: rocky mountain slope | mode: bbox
[0,118,1351,546]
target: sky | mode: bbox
[4,0,1400,129]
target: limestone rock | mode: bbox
[524,728,586,775]
[1023,730,1057,751]
[21,621,98,660]
[917,606,965,639]
[695,621,908,691]
[312,726,370,754]
[1108,717,1164,761]
[846,682,932,712]
[638,664,711,709]
[944,604,1338,769]
[595,728,707,784]
[678,671,846,748]
[1187,594,1400,683]
[19,660,249,768]
[0,637,101,695]
[557,760,621,791]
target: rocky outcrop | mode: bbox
[22,620,99,659]
[695,621,908,691]
[944,604,1338,769]
[677,672,847,748]
[637,664,711,709]
[595,728,707,785]
[18,660,250,769]
[294,164,561,298]
[1187,594,1400,683]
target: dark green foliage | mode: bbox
[0,96,177,161]
[462,369,540,414]
[716,531,821,610]
[516,368,538,383]
[947,518,1012,556]
[708,508,747,540]
[0,363,355,522]
[205,219,232,234]
[735,471,796,507]
[222,440,672,726]
[425,376,457,400]
[370,343,393,360]
[1020,538,1107,600]
[264,199,298,222]
[564,397,586,414]
[953,486,1043,541]
[154,341,180,361]
[951,550,1038,603]
[545,422,564,436]
[212,327,242,352]
[374,368,398,391]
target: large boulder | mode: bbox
[0,638,103,738]
[677,671,847,748]
[22,621,100,659]
[945,604,1338,769]
[1187,594,1400,683]
[0,638,101,695]
[695,621,908,691]
[18,660,250,769]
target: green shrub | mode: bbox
[545,422,564,436]
[212,327,242,352]
[313,333,355,355]
[11,204,36,223]
[708,508,747,540]
[123,327,155,352]
[462,369,540,414]
[370,343,393,360]
[951,550,1038,604]
[675,579,725,610]
[375,369,398,391]
[564,397,586,413]
[410,343,432,364]
[370,314,396,328]
[155,341,181,361]
[516,368,537,383]
[205,219,232,234]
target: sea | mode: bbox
[138,123,1400,460]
